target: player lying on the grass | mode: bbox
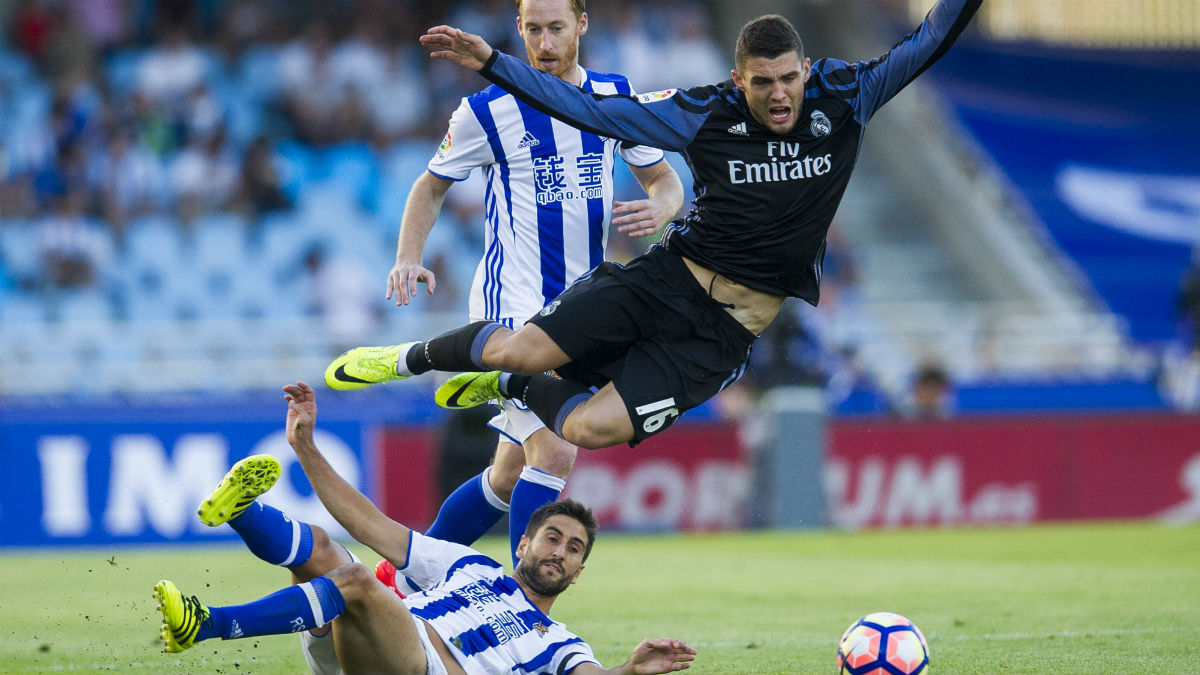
[153,381,696,675]
[325,0,983,450]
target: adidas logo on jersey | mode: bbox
[517,132,540,149]
[727,122,748,136]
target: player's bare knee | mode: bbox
[481,334,520,371]
[489,462,521,500]
[310,525,333,555]
[484,334,552,374]
[290,526,353,582]
[487,343,530,373]
[324,562,376,603]
[527,435,577,477]
[560,414,624,450]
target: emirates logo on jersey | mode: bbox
[727,141,834,184]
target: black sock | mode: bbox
[519,374,594,437]
[500,373,532,400]
[406,321,501,374]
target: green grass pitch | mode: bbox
[1,520,1197,674]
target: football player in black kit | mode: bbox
[326,0,982,449]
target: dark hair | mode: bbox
[524,498,598,561]
[516,0,585,20]
[915,363,949,387]
[735,14,804,70]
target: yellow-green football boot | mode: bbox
[435,371,505,410]
[324,343,417,391]
[197,454,281,527]
[154,579,209,653]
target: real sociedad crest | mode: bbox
[810,110,831,137]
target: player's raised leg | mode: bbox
[154,563,428,673]
[326,322,503,392]
[421,412,574,566]
[424,464,510,547]
[500,416,574,565]
[199,454,320,569]
[417,401,544,550]
[438,372,592,425]
[438,371,630,449]
[324,320,570,392]
[508,464,568,565]
[198,454,355,598]
[154,574,344,651]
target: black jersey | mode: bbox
[480,0,982,304]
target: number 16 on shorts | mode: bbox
[636,398,680,435]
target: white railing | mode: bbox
[0,300,1144,398]
[832,298,1144,395]
[0,311,465,397]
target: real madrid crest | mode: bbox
[810,110,831,137]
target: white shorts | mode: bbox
[301,629,341,675]
[300,617,447,675]
[488,398,545,445]
[301,546,361,675]
[410,614,451,675]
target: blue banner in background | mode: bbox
[0,403,366,547]
[928,44,1200,342]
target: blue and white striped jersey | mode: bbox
[400,532,600,674]
[428,65,665,327]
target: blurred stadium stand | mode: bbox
[0,0,1195,416]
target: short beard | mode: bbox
[514,557,572,597]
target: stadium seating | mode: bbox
[0,4,1183,415]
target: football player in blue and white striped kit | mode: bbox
[155,381,697,675]
[348,0,682,583]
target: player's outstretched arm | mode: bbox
[419,25,493,71]
[283,381,412,568]
[388,172,453,305]
[575,638,697,675]
[423,34,702,151]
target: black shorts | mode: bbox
[527,245,757,444]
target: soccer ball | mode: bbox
[837,612,929,675]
